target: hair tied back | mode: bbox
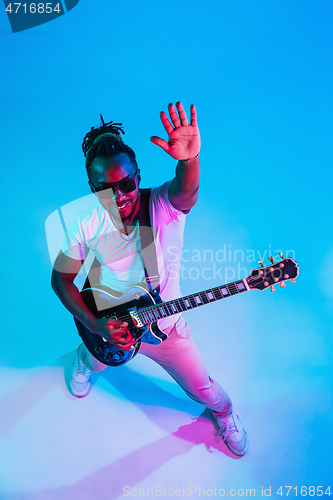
[82,114,125,157]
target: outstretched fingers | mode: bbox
[168,103,181,128]
[150,135,171,154]
[176,101,189,126]
[190,104,197,127]
[160,111,174,135]
[159,102,192,132]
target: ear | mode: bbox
[137,169,141,184]
[88,181,96,194]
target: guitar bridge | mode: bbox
[129,307,143,327]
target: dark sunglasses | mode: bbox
[89,169,139,196]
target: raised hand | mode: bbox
[150,102,201,161]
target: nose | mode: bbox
[113,186,125,201]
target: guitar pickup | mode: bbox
[129,308,144,327]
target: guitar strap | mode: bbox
[138,188,161,297]
[82,189,160,296]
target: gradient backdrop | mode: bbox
[1,1,332,498]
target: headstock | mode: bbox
[245,254,299,291]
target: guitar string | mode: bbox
[102,279,271,350]
[116,281,247,324]
[104,278,261,327]
[112,286,240,327]
[127,277,287,347]
[121,286,245,347]
[99,265,292,351]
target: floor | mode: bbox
[1,288,332,500]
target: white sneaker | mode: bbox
[69,345,91,398]
[212,410,249,456]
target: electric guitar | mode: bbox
[79,256,299,367]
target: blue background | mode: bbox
[1,0,332,497]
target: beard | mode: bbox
[108,193,140,232]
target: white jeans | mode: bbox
[78,315,232,417]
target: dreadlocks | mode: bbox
[82,114,138,178]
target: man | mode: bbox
[51,102,249,457]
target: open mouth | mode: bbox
[117,200,130,211]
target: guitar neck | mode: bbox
[138,278,249,324]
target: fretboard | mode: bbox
[138,279,248,325]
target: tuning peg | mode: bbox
[268,256,274,264]
[258,260,264,267]
[270,285,276,292]
[280,282,286,288]
[291,279,296,284]
[279,252,284,259]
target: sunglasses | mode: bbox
[89,169,139,197]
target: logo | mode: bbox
[3,0,80,33]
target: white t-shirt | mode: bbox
[61,181,187,330]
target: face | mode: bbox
[89,153,140,225]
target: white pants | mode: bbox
[78,316,232,417]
